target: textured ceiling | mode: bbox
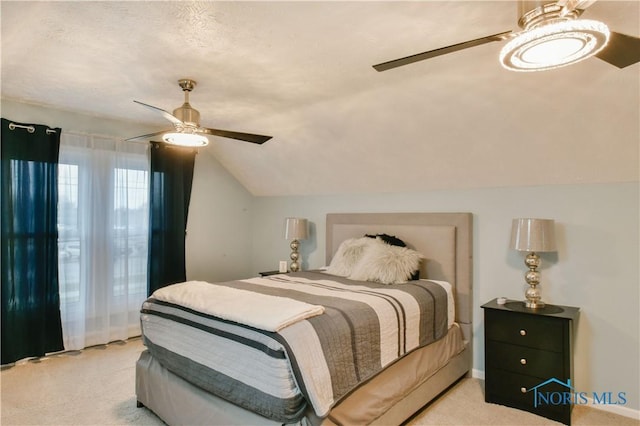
[2,1,638,196]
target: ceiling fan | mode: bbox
[127,79,272,147]
[373,0,640,72]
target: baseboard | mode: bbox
[471,368,484,380]
[582,396,640,420]
[470,370,638,420]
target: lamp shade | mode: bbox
[284,217,308,240]
[510,218,557,252]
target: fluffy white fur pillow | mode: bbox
[326,237,377,277]
[349,239,423,285]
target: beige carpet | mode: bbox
[1,338,161,426]
[1,338,637,425]
[409,376,639,426]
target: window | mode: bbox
[57,133,149,350]
[113,168,148,297]
[58,164,80,303]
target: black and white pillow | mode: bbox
[364,233,421,281]
[364,233,407,247]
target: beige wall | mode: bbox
[185,151,254,282]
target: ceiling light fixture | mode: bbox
[500,19,610,72]
[500,2,609,72]
[162,132,209,147]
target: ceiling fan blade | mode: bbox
[199,128,272,144]
[373,30,513,72]
[595,31,640,68]
[133,100,183,126]
[125,130,172,142]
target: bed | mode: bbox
[136,212,473,425]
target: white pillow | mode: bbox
[326,237,377,277]
[349,239,423,285]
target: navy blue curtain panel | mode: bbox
[147,142,196,296]
[1,118,64,364]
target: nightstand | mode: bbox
[482,298,579,425]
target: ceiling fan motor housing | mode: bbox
[173,79,200,127]
[173,103,200,128]
[518,1,582,30]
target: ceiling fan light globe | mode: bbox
[521,37,586,63]
[500,19,610,71]
[162,132,209,147]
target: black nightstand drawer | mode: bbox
[486,368,543,404]
[485,369,568,417]
[486,340,564,378]
[485,309,564,352]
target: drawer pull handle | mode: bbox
[520,387,527,393]
[520,329,527,336]
[520,358,527,365]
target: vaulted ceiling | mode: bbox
[2,1,638,196]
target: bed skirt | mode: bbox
[136,324,469,425]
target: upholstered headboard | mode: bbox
[326,212,473,342]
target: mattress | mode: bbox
[140,271,452,423]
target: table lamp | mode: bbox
[510,218,557,309]
[284,217,308,272]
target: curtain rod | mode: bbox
[8,125,196,153]
[8,122,57,134]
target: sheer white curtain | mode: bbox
[58,132,149,350]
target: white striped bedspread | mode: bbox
[140,271,450,423]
